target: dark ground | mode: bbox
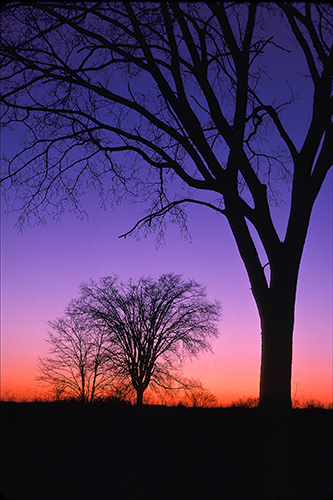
[0,402,332,500]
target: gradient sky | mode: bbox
[1,171,331,405]
[1,4,332,406]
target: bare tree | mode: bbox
[74,274,221,406]
[1,3,332,408]
[183,381,218,408]
[37,309,115,402]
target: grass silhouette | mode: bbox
[0,401,332,500]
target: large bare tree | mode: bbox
[74,274,221,406]
[1,3,332,408]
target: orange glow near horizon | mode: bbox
[1,381,332,408]
[1,350,332,407]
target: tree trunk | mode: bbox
[259,313,293,409]
[136,386,144,406]
[258,280,296,410]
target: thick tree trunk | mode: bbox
[136,386,144,406]
[259,313,293,409]
[258,281,296,410]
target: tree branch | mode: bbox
[118,198,225,239]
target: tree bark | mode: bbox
[259,302,294,409]
[136,386,144,406]
[257,260,299,410]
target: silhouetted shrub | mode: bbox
[304,399,325,409]
[229,397,259,408]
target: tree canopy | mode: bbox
[73,273,221,405]
[2,3,331,231]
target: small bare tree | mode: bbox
[184,382,218,408]
[75,273,221,406]
[37,310,115,402]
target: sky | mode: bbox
[1,171,331,406]
[0,4,332,407]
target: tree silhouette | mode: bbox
[37,309,115,402]
[1,3,332,408]
[183,382,218,408]
[73,274,221,406]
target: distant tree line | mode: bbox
[37,273,221,405]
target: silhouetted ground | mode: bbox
[1,402,332,500]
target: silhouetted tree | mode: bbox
[184,381,218,408]
[74,274,221,405]
[1,3,332,408]
[37,309,115,402]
